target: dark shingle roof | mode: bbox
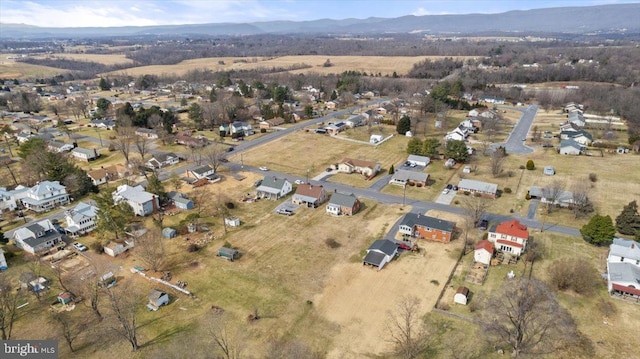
[400,213,455,233]
[368,239,397,256]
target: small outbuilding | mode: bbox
[474,240,495,265]
[0,249,7,271]
[454,286,470,305]
[162,227,177,238]
[543,166,555,176]
[147,289,169,311]
[369,134,383,144]
[57,292,74,305]
[218,247,240,261]
[224,217,240,227]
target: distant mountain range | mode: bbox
[1,4,639,39]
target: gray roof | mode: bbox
[152,152,178,163]
[72,147,98,157]
[458,179,498,194]
[148,289,167,301]
[363,251,386,267]
[391,169,429,183]
[258,176,288,192]
[328,192,358,208]
[610,238,640,262]
[192,165,213,175]
[28,181,66,197]
[560,139,583,150]
[218,247,239,256]
[529,186,574,203]
[407,155,431,164]
[608,262,640,284]
[400,213,455,233]
[367,239,398,256]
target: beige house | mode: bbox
[337,158,381,178]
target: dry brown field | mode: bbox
[30,53,134,66]
[0,57,64,78]
[101,55,476,78]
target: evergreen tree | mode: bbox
[98,77,110,91]
[444,140,469,163]
[209,88,217,103]
[95,188,134,240]
[146,174,167,203]
[188,103,203,130]
[615,201,640,236]
[388,165,395,175]
[422,138,441,158]
[526,159,535,170]
[396,115,411,135]
[406,137,423,155]
[581,214,616,246]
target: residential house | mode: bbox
[325,122,347,135]
[388,170,429,187]
[168,191,194,210]
[362,239,398,270]
[326,192,361,216]
[72,147,100,161]
[175,133,208,148]
[47,141,74,153]
[398,213,456,243]
[468,109,480,117]
[559,139,584,155]
[147,289,170,311]
[337,158,381,178]
[104,164,130,179]
[325,101,338,110]
[407,155,430,167]
[12,219,64,254]
[606,238,640,299]
[568,111,586,127]
[185,165,217,182]
[20,180,70,213]
[104,239,134,257]
[112,185,158,216]
[230,121,253,137]
[445,128,467,141]
[528,186,576,208]
[256,177,292,200]
[259,117,285,130]
[90,118,116,130]
[87,168,108,186]
[478,95,505,104]
[0,187,18,212]
[488,219,529,257]
[64,201,99,236]
[292,183,328,208]
[146,152,179,169]
[16,132,36,144]
[135,128,159,139]
[474,240,495,265]
[345,114,366,128]
[457,179,498,199]
[560,129,593,146]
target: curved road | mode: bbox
[496,104,538,154]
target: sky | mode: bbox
[0,0,638,28]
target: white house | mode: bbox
[20,180,70,213]
[488,219,529,257]
[362,239,398,270]
[12,219,64,254]
[72,147,100,161]
[559,139,584,155]
[606,238,640,299]
[529,186,576,208]
[407,155,430,167]
[256,177,292,200]
[474,240,495,265]
[64,201,99,237]
[147,289,170,311]
[0,187,19,212]
[185,165,216,181]
[47,141,74,153]
[112,185,158,216]
[146,152,179,169]
[445,129,466,141]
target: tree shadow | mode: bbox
[141,323,194,348]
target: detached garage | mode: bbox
[362,239,398,270]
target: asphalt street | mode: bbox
[497,104,538,154]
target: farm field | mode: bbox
[0,57,64,78]
[29,53,135,66]
[101,55,477,78]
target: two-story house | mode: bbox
[398,213,456,243]
[112,185,158,216]
[13,219,64,254]
[607,238,640,299]
[326,192,361,216]
[257,177,292,200]
[488,219,529,257]
[0,187,19,212]
[20,181,70,213]
[64,201,99,237]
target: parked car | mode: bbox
[254,179,263,187]
[325,167,332,172]
[73,242,88,251]
[259,166,269,171]
[276,208,293,216]
[397,242,412,251]
[446,184,453,190]
[452,185,458,191]
[442,188,450,194]
[294,179,305,185]
[226,147,234,152]
[477,219,489,230]
[403,161,411,167]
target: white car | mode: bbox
[294,179,305,185]
[259,166,269,171]
[73,242,88,251]
[442,188,450,195]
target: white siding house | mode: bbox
[20,181,70,213]
[112,185,158,216]
[65,201,99,236]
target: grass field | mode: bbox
[0,57,64,78]
[30,53,134,66]
[101,55,476,78]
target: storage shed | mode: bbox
[162,227,177,238]
[217,247,239,261]
[147,289,169,311]
[454,286,470,305]
[0,249,7,271]
[57,292,74,305]
[224,217,240,227]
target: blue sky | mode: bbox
[1,0,638,28]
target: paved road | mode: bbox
[495,104,538,154]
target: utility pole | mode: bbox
[402,184,407,208]
[306,168,310,183]
[240,153,244,169]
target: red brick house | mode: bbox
[398,213,456,243]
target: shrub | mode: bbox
[474,192,482,197]
[187,243,199,252]
[90,241,104,254]
[463,191,470,196]
[525,191,531,200]
[430,280,439,285]
[526,160,535,170]
[589,173,598,182]
[519,165,526,170]
[225,201,235,209]
[548,258,599,295]
[469,300,480,313]
[504,187,512,194]
[454,200,459,205]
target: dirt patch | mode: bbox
[314,240,462,358]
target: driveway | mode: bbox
[494,104,538,154]
[527,200,539,220]
[435,190,457,205]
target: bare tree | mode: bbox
[481,278,578,358]
[83,271,103,321]
[489,148,506,177]
[50,312,86,352]
[208,312,245,359]
[0,279,22,340]
[542,180,566,213]
[204,141,227,172]
[105,280,140,351]
[571,181,594,219]
[386,295,428,359]
[114,121,135,164]
[134,134,153,163]
[462,195,490,229]
[135,228,166,272]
